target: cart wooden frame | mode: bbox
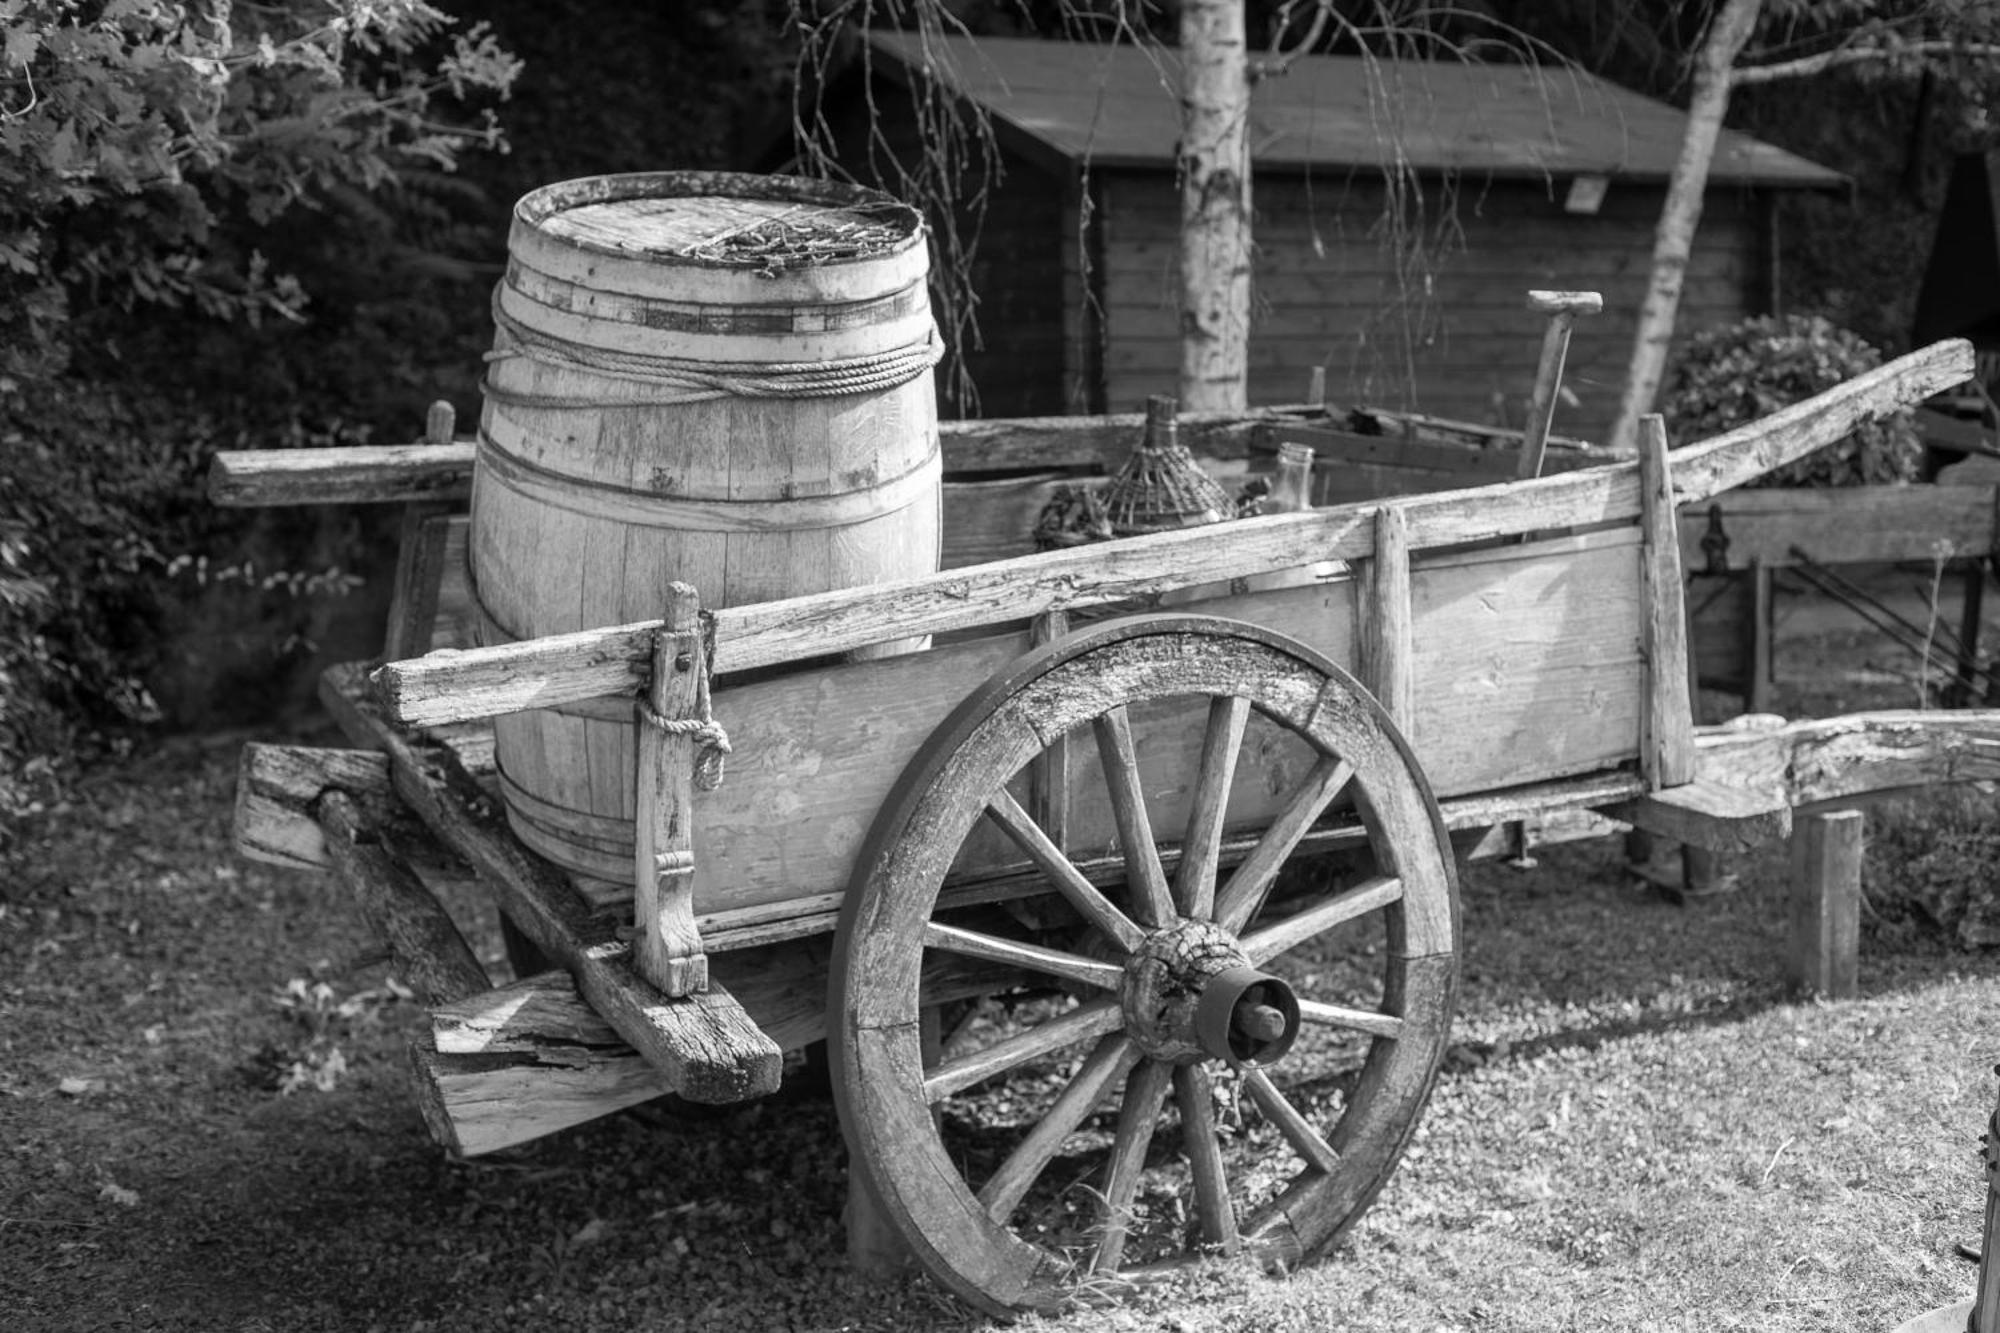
[227,339,1981,1315]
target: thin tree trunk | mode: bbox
[1609,0,1762,453]
[1178,0,1252,411]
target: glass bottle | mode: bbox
[1266,441,1317,514]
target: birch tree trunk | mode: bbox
[1178,0,1252,411]
[1608,0,1762,453]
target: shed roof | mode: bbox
[865,33,1845,190]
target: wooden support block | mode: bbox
[633,584,709,997]
[319,664,780,1104]
[1360,505,1413,727]
[234,743,397,869]
[1789,809,1862,999]
[1638,415,1696,789]
[316,790,491,1006]
[1601,776,1792,854]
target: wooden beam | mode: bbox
[207,408,1313,511]
[1694,709,2000,806]
[317,790,491,1006]
[318,663,781,1105]
[234,743,399,870]
[375,340,1971,726]
[1789,809,1862,999]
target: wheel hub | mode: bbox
[1121,920,1302,1068]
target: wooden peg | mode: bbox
[634,582,709,997]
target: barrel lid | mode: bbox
[517,172,925,275]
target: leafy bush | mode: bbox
[0,1,517,836]
[0,0,518,384]
[1660,314,1922,487]
[1864,787,2000,949]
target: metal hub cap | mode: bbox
[1121,920,1302,1067]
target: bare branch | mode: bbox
[1734,39,2000,85]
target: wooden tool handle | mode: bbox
[1527,290,1605,317]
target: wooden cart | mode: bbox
[222,340,1975,1316]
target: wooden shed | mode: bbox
[814,34,1845,437]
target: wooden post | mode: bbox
[1638,415,1696,789]
[1360,505,1413,728]
[634,582,710,998]
[1746,559,1775,714]
[1028,610,1071,849]
[1789,809,1862,999]
[382,401,457,662]
[1952,558,1986,707]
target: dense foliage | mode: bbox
[1660,313,1922,485]
[0,0,517,828]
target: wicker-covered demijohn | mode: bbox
[1035,395,1238,549]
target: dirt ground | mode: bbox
[2,573,1996,1332]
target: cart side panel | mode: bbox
[687,526,1646,919]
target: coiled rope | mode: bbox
[481,285,942,409]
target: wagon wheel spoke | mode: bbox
[985,788,1145,953]
[978,1036,1141,1222]
[1172,1063,1240,1254]
[1296,998,1404,1041]
[1214,756,1356,934]
[923,921,1124,992]
[923,997,1125,1103]
[1093,706,1176,929]
[1245,1069,1340,1175]
[1092,1058,1175,1274]
[1173,695,1251,921]
[1240,874,1404,966]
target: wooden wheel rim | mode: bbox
[830,614,1459,1315]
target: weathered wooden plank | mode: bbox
[208,441,477,507]
[1789,810,1862,999]
[375,341,1970,723]
[318,790,492,1006]
[318,663,782,1104]
[1601,777,1792,854]
[234,743,400,870]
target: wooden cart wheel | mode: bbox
[829,614,1459,1315]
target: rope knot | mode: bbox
[639,701,733,791]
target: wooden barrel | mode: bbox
[472,171,942,886]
